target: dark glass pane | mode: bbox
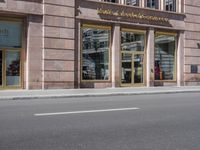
[146,0,159,9]
[82,27,110,80]
[165,0,176,11]
[155,34,176,80]
[134,54,144,83]
[121,53,132,84]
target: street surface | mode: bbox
[0,92,200,150]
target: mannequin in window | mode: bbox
[155,61,160,80]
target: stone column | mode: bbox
[177,31,184,86]
[141,0,145,7]
[160,0,164,11]
[146,28,155,87]
[112,24,121,88]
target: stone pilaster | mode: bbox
[112,24,121,87]
[146,28,155,87]
[43,0,75,89]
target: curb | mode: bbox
[1,89,200,100]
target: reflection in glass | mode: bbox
[155,34,176,80]
[6,51,20,86]
[0,51,2,86]
[121,53,132,84]
[134,54,144,83]
[82,27,110,80]
[126,0,139,6]
[121,32,144,51]
[165,0,176,11]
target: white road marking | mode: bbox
[34,107,140,116]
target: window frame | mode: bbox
[124,0,140,6]
[120,28,147,87]
[154,31,177,82]
[81,24,112,82]
[146,0,159,9]
[0,18,24,90]
[165,0,176,12]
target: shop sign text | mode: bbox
[97,8,169,23]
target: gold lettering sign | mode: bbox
[97,8,169,23]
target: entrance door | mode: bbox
[0,50,21,89]
[121,52,144,86]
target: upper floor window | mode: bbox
[102,0,119,3]
[146,0,159,9]
[125,0,139,6]
[165,0,176,12]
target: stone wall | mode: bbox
[0,0,42,15]
[43,0,75,89]
[184,0,200,85]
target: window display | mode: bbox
[155,33,176,80]
[82,25,110,80]
[6,51,20,86]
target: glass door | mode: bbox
[121,52,144,86]
[134,54,144,84]
[0,50,2,87]
[121,53,132,84]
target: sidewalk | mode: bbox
[0,86,200,100]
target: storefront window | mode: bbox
[121,31,145,51]
[0,21,22,48]
[155,33,176,80]
[125,0,139,6]
[165,0,176,12]
[0,20,22,88]
[82,25,110,80]
[146,0,159,9]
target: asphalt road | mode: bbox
[0,93,200,150]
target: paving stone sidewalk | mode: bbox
[0,86,200,100]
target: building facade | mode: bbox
[0,0,199,90]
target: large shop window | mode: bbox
[155,33,176,81]
[165,0,176,12]
[146,0,159,9]
[82,25,111,81]
[0,20,22,88]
